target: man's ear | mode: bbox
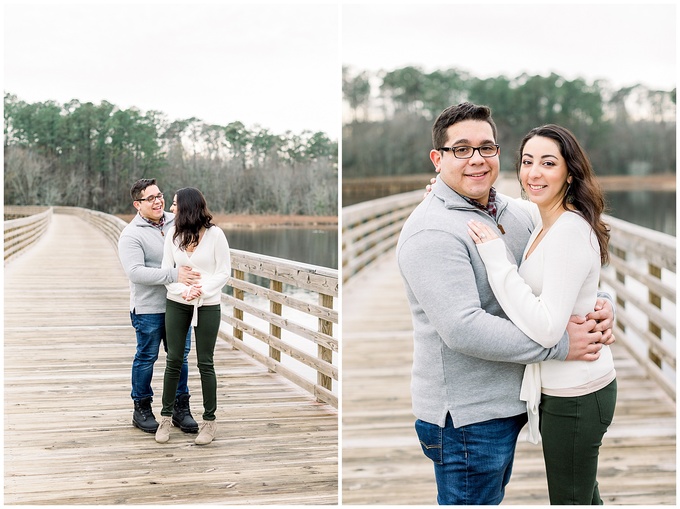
[430,149,442,171]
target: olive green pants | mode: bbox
[162,299,221,421]
[540,379,617,505]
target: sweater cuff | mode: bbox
[476,238,509,263]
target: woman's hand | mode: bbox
[467,220,499,244]
[182,284,203,301]
[423,176,437,199]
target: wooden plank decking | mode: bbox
[342,252,676,505]
[4,213,338,505]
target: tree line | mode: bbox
[4,93,338,216]
[342,66,676,178]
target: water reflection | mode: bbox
[606,191,675,236]
[222,227,338,269]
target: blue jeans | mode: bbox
[415,412,528,505]
[130,311,190,401]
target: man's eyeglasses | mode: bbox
[438,144,499,159]
[136,193,164,204]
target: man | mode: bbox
[118,178,201,434]
[396,103,614,505]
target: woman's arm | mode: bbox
[468,218,598,348]
[194,227,231,298]
[162,227,191,297]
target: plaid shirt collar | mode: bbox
[139,212,165,232]
[461,187,498,219]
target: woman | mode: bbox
[467,124,616,504]
[155,187,231,446]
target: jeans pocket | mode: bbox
[415,419,443,465]
[595,380,617,426]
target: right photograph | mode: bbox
[341,3,676,506]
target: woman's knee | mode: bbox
[196,361,216,376]
[165,349,185,371]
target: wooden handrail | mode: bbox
[3,206,53,264]
[342,190,421,283]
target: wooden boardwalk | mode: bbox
[342,252,676,505]
[4,213,338,505]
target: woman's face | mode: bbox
[170,194,178,215]
[519,136,571,210]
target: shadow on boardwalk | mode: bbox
[342,252,675,505]
[4,213,337,505]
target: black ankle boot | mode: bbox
[172,393,199,433]
[133,397,159,433]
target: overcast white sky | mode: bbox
[3,1,677,142]
[3,2,342,139]
[342,2,677,92]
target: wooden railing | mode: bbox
[598,216,676,399]
[342,191,420,283]
[343,192,676,399]
[4,206,339,408]
[3,206,52,264]
[221,251,338,408]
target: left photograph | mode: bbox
[4,3,339,505]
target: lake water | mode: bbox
[222,226,338,269]
[605,190,675,236]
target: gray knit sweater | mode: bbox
[396,179,569,428]
[118,212,179,314]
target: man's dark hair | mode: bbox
[432,102,498,150]
[130,178,157,201]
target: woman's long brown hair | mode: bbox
[172,187,214,251]
[516,124,610,265]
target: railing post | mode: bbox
[613,246,627,335]
[233,269,245,341]
[269,280,283,371]
[648,263,662,368]
[318,293,333,396]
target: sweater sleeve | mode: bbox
[162,227,189,297]
[476,219,597,347]
[118,230,177,285]
[196,227,232,298]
